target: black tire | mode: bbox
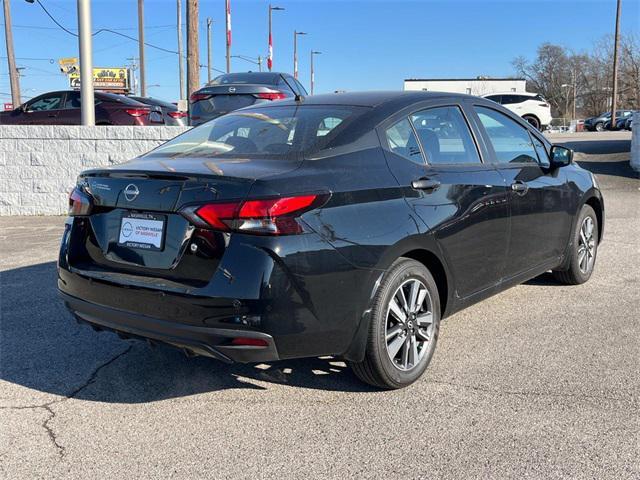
[595,122,604,132]
[553,204,599,285]
[523,115,541,131]
[349,258,441,389]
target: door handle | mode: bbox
[412,178,440,191]
[511,181,529,195]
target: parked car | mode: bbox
[189,71,308,126]
[603,110,635,130]
[130,96,188,126]
[584,110,633,131]
[59,91,603,389]
[482,92,552,131]
[0,90,159,126]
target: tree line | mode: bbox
[512,34,639,119]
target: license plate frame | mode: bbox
[117,212,166,252]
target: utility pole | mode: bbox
[310,50,321,95]
[610,0,622,129]
[186,0,199,99]
[137,0,146,97]
[77,0,95,125]
[2,0,21,107]
[207,17,212,83]
[225,0,231,73]
[177,0,185,101]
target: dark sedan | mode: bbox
[189,71,307,126]
[58,91,603,389]
[0,90,157,126]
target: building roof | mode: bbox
[404,77,525,82]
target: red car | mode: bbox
[0,90,162,126]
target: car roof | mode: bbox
[250,90,470,109]
[481,91,539,97]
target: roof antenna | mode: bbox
[280,75,305,103]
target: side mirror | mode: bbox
[550,145,573,168]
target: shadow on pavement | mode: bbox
[576,160,639,180]
[0,262,376,403]
[555,139,631,155]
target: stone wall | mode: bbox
[0,125,189,215]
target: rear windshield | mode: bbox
[146,105,369,160]
[209,73,280,86]
[98,92,147,106]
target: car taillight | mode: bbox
[68,187,93,216]
[181,193,329,235]
[124,108,150,117]
[255,91,287,101]
[230,337,269,347]
[190,93,212,102]
[168,111,188,119]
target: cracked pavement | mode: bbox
[1,135,638,478]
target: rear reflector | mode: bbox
[124,108,150,117]
[230,337,269,347]
[168,111,188,119]
[255,91,287,101]
[190,93,213,102]
[68,187,92,216]
[182,193,329,235]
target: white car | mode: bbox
[482,92,552,131]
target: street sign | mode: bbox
[69,67,130,92]
[3,103,14,111]
[58,57,79,75]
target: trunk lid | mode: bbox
[70,156,301,280]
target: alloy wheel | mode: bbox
[578,216,596,274]
[385,279,434,371]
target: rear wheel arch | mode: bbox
[398,249,449,319]
[522,114,541,130]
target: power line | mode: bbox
[33,0,180,55]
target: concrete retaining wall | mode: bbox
[0,125,189,215]
[631,111,639,172]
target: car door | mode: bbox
[23,92,65,124]
[381,102,510,298]
[471,104,572,278]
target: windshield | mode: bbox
[147,105,369,160]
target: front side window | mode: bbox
[147,105,367,159]
[384,118,424,164]
[475,106,538,164]
[27,94,63,112]
[409,106,481,165]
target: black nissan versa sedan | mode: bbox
[58,91,604,389]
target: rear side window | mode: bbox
[475,106,538,164]
[385,118,424,164]
[209,73,279,85]
[148,105,368,159]
[409,106,481,165]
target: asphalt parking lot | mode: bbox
[1,133,638,479]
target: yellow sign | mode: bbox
[58,57,79,75]
[69,67,130,91]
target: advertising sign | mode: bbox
[69,67,130,92]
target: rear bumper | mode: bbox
[60,291,280,363]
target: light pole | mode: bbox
[267,5,284,71]
[310,50,321,95]
[293,30,307,79]
[177,0,184,102]
[77,0,95,125]
[610,0,622,129]
[137,0,146,97]
[206,17,212,83]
